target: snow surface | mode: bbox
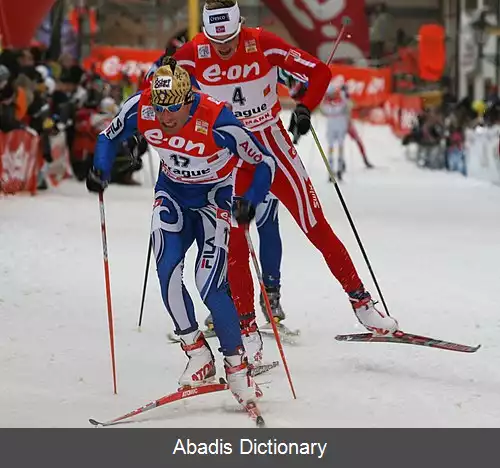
[1,115,500,428]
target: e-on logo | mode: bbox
[144,130,206,155]
[203,63,260,83]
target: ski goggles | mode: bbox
[153,102,183,113]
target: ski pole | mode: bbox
[245,227,297,399]
[138,236,152,328]
[98,191,118,394]
[310,16,391,316]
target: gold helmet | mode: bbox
[151,57,194,108]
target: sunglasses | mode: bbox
[153,102,183,113]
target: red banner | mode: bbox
[330,65,392,107]
[398,95,422,137]
[82,46,163,82]
[278,65,391,108]
[41,133,72,188]
[383,94,402,131]
[262,0,369,61]
[0,130,40,195]
[0,0,55,48]
[383,94,422,138]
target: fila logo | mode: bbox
[144,129,205,155]
[104,118,123,139]
[203,63,260,83]
[201,237,216,269]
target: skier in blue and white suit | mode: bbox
[144,56,289,329]
[86,59,276,407]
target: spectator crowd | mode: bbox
[401,82,500,175]
[0,44,144,190]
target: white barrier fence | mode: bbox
[465,126,500,185]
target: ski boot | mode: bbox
[259,285,286,323]
[240,312,263,366]
[178,330,216,388]
[349,289,399,335]
[224,350,262,405]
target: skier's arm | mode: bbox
[212,106,276,207]
[258,29,331,112]
[173,43,201,89]
[93,92,141,180]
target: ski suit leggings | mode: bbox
[151,180,243,355]
[255,193,282,288]
[228,120,364,316]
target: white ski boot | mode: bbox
[224,352,262,405]
[240,313,263,366]
[178,330,216,388]
[350,290,399,335]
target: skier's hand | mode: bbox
[86,167,108,193]
[288,103,311,142]
[232,197,256,225]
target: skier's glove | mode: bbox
[86,167,108,193]
[288,103,311,143]
[232,197,256,225]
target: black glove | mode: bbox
[86,167,108,193]
[288,103,311,143]
[232,197,256,225]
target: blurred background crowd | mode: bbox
[0,45,146,188]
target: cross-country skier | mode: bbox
[283,72,374,169]
[321,83,351,181]
[86,58,277,408]
[146,0,400,364]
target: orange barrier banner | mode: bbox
[82,46,164,82]
[278,65,392,108]
[383,94,402,131]
[41,133,73,188]
[397,95,422,137]
[418,24,446,82]
[0,130,40,195]
[351,94,422,137]
[329,65,392,107]
[382,94,422,137]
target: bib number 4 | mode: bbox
[232,87,247,106]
